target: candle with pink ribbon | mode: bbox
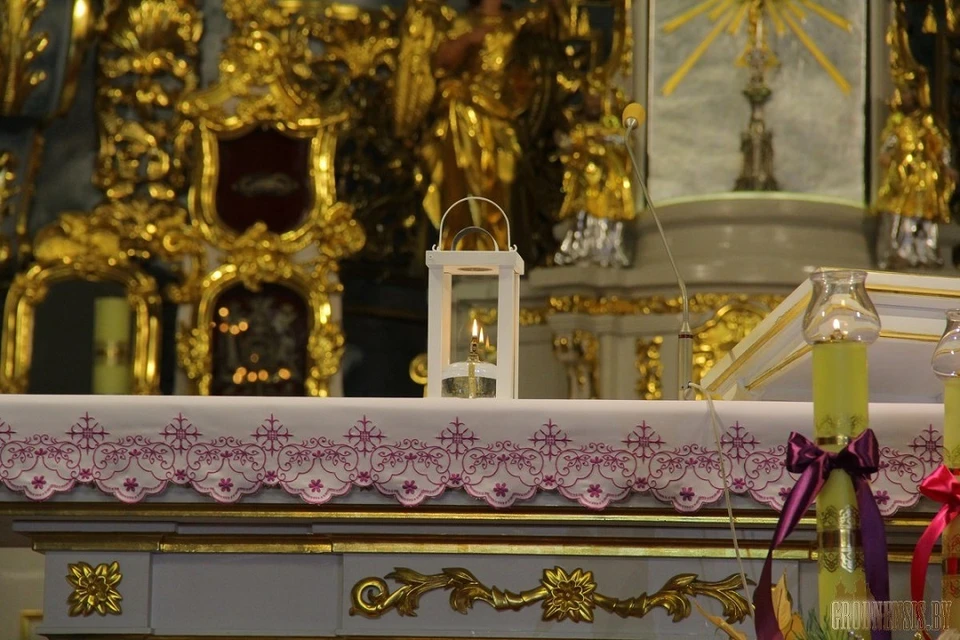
[912,309,960,635]
[755,270,889,640]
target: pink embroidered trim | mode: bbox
[0,413,939,512]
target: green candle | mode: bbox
[813,341,870,635]
[943,378,960,628]
[92,297,131,394]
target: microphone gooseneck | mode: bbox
[622,105,694,400]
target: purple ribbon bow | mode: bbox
[754,430,890,640]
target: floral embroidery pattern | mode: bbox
[0,410,943,513]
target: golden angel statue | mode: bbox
[875,2,957,270]
[553,71,635,267]
[393,0,563,251]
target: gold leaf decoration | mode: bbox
[350,566,751,624]
[66,561,123,617]
[773,572,806,640]
[693,600,748,640]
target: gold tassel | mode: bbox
[924,3,938,33]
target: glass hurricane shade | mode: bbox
[932,309,960,379]
[801,270,880,345]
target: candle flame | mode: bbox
[478,326,485,344]
[472,319,479,339]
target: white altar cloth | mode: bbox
[0,396,941,513]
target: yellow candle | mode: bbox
[943,378,960,627]
[813,341,870,634]
[92,297,131,394]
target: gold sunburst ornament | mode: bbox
[66,561,123,617]
[662,0,854,96]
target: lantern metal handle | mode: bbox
[435,196,513,251]
[451,226,499,251]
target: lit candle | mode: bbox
[932,309,960,629]
[944,377,960,629]
[92,297,131,394]
[468,319,480,399]
[441,318,497,399]
[801,270,880,628]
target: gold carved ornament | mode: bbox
[1,0,202,393]
[170,0,368,395]
[692,299,774,386]
[350,566,751,624]
[0,216,162,394]
[1,0,93,264]
[553,330,599,399]
[180,87,362,257]
[176,224,345,397]
[89,0,202,251]
[0,0,50,116]
[874,1,956,227]
[0,151,17,265]
[66,561,123,617]
[634,295,783,400]
[635,336,663,400]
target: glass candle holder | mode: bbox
[441,319,498,399]
[802,269,880,345]
[933,309,960,379]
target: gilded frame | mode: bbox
[177,259,343,397]
[0,262,161,394]
[189,119,348,254]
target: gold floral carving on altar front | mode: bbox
[66,561,123,617]
[350,566,750,624]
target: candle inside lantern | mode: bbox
[442,319,497,399]
[92,297,132,394]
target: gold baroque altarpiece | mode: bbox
[5,0,645,395]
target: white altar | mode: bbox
[0,396,944,638]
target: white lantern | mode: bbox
[426,197,524,399]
